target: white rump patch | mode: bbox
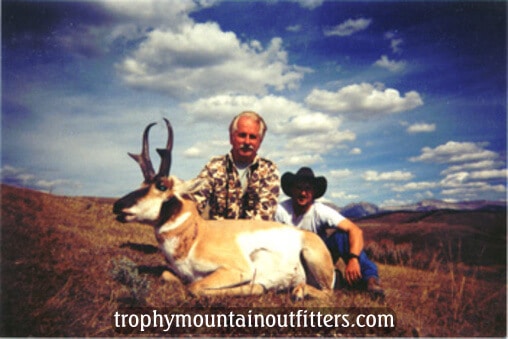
[236,227,306,290]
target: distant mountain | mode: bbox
[339,202,381,219]
[383,199,507,212]
[325,199,506,219]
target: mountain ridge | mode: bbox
[329,199,506,219]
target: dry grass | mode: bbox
[0,184,506,336]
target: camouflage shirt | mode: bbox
[192,152,280,221]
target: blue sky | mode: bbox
[2,0,506,207]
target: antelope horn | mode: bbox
[128,122,156,182]
[156,118,173,178]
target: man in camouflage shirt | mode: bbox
[192,111,280,221]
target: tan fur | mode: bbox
[115,177,335,300]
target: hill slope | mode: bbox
[0,184,506,336]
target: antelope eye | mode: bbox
[155,181,167,192]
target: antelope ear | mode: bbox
[168,176,182,190]
[165,177,175,190]
[185,178,206,194]
[173,178,204,200]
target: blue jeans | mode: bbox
[323,230,379,282]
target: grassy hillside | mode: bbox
[357,209,506,274]
[1,184,506,336]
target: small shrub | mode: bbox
[110,256,150,305]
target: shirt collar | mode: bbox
[226,151,260,172]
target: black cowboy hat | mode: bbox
[281,167,327,199]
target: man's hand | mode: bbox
[345,258,362,285]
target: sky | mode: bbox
[1,0,506,207]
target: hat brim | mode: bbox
[281,172,327,199]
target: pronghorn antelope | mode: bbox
[113,119,335,299]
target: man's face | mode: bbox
[230,116,262,164]
[291,181,315,208]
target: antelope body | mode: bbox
[113,119,335,299]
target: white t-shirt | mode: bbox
[234,163,250,194]
[275,199,345,238]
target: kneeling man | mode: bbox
[275,167,383,298]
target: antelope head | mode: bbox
[113,118,179,225]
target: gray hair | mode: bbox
[228,111,267,139]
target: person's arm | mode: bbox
[274,202,290,225]
[337,218,364,256]
[190,162,213,216]
[252,164,280,221]
[337,218,364,285]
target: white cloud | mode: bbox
[392,142,505,201]
[415,190,435,200]
[181,93,357,167]
[374,55,406,72]
[281,125,356,164]
[386,141,506,202]
[330,191,359,201]
[407,122,436,134]
[292,0,324,10]
[1,165,80,193]
[286,24,302,32]
[441,160,502,175]
[410,141,498,164]
[391,38,403,53]
[440,171,470,186]
[284,112,342,136]
[1,165,35,185]
[391,181,439,192]
[394,141,505,201]
[116,23,310,99]
[349,147,362,155]
[329,169,352,178]
[182,140,230,159]
[101,0,203,28]
[183,146,204,158]
[181,94,313,130]
[305,82,423,118]
[409,141,505,198]
[324,18,372,37]
[384,31,403,53]
[284,130,355,153]
[1,165,23,176]
[278,153,324,166]
[363,170,414,182]
[441,182,506,196]
[440,169,507,185]
[469,169,507,180]
[279,129,354,167]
